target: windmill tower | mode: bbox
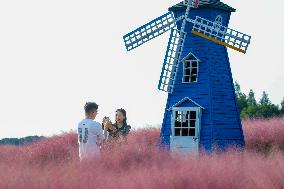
[123,0,251,153]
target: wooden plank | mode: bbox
[212,119,240,123]
[213,124,242,129]
[191,30,247,54]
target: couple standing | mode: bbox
[77,102,131,161]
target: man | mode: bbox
[77,102,104,161]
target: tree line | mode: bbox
[0,135,44,146]
[235,82,284,119]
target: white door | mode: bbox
[170,107,201,154]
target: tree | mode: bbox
[257,91,281,118]
[247,89,257,105]
[0,135,44,146]
[235,83,283,119]
[258,104,280,118]
[234,82,241,96]
[281,98,284,114]
[259,91,271,106]
[234,82,247,113]
[240,104,259,119]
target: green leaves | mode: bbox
[235,82,283,119]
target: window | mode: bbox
[213,15,223,32]
[183,56,199,83]
[215,15,223,25]
[174,110,197,136]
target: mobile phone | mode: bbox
[104,116,110,122]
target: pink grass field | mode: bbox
[1,117,284,189]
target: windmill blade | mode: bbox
[123,12,176,51]
[191,16,251,54]
[158,1,191,93]
[158,29,187,93]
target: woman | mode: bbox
[102,108,131,142]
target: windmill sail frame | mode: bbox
[158,0,193,93]
[123,12,176,51]
[191,16,251,54]
[158,29,187,93]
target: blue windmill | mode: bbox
[123,0,251,153]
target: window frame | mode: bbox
[215,15,223,25]
[182,58,199,84]
[171,107,201,138]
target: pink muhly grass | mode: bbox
[21,132,79,165]
[243,116,284,153]
[0,119,284,188]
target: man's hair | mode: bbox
[84,102,98,114]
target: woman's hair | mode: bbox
[116,108,127,125]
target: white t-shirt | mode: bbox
[77,119,104,160]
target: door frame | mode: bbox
[170,107,202,152]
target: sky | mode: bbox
[0,0,283,139]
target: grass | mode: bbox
[0,117,284,189]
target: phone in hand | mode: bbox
[104,116,110,122]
